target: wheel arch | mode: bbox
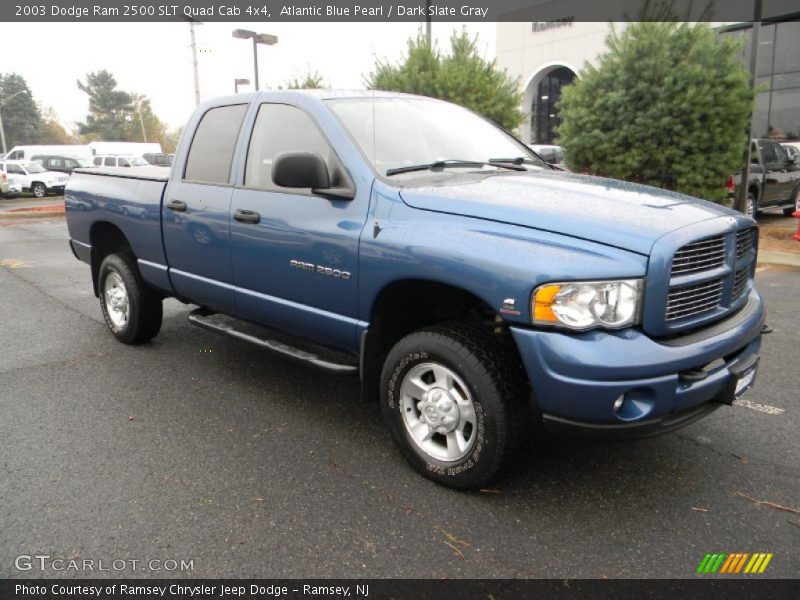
[89,221,134,297]
[360,278,525,401]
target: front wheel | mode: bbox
[380,323,523,489]
[98,253,163,344]
[32,182,47,198]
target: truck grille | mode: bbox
[736,228,755,258]
[666,279,724,321]
[658,226,757,330]
[670,235,726,276]
[732,266,750,300]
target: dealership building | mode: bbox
[496,19,800,145]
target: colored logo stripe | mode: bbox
[697,553,773,574]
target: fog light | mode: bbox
[613,395,625,413]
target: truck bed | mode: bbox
[65,168,171,295]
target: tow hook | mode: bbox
[762,324,773,334]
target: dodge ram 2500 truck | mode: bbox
[66,91,765,489]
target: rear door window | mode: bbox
[184,104,248,184]
[104,157,116,167]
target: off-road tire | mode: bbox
[380,322,525,489]
[98,253,162,344]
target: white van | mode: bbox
[5,144,92,162]
[88,142,162,157]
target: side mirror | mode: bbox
[272,151,355,199]
[273,152,330,189]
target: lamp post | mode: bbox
[234,78,250,93]
[0,90,24,155]
[232,29,278,91]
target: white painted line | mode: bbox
[733,398,786,415]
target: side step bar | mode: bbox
[188,309,358,375]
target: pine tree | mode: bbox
[0,73,42,147]
[366,29,523,131]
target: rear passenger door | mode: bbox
[757,140,791,204]
[162,103,248,315]
[228,103,364,352]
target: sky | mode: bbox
[0,21,496,133]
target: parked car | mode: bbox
[66,91,764,489]
[735,139,800,217]
[0,160,69,197]
[142,153,174,167]
[0,170,9,197]
[781,142,799,161]
[528,144,569,170]
[92,155,150,168]
[32,155,95,175]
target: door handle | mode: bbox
[233,209,261,224]
[167,199,187,212]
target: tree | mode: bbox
[0,73,42,148]
[285,71,325,89]
[556,22,754,202]
[128,94,168,147]
[76,70,134,140]
[40,107,73,144]
[365,29,523,131]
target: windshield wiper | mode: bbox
[488,156,548,168]
[385,159,525,177]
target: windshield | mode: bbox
[130,156,148,166]
[328,97,547,176]
[25,162,46,173]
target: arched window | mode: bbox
[531,67,576,144]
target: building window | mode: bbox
[531,67,576,144]
[724,21,800,141]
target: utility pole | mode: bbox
[735,0,761,214]
[189,20,201,105]
[0,90,24,155]
[136,98,147,143]
[425,0,432,49]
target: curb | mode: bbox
[757,250,800,268]
[0,210,66,219]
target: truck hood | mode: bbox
[399,171,736,255]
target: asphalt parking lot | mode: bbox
[0,218,798,579]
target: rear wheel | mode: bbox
[98,253,162,344]
[32,182,47,198]
[380,323,524,489]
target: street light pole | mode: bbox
[0,90,25,155]
[232,29,278,91]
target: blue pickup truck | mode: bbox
[65,90,765,489]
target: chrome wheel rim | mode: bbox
[399,362,477,462]
[104,271,129,329]
[34,185,45,198]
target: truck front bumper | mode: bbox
[510,290,765,439]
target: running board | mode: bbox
[188,309,359,375]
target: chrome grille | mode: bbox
[666,279,723,322]
[670,236,726,276]
[732,267,750,300]
[736,228,755,258]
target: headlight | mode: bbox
[532,279,643,330]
